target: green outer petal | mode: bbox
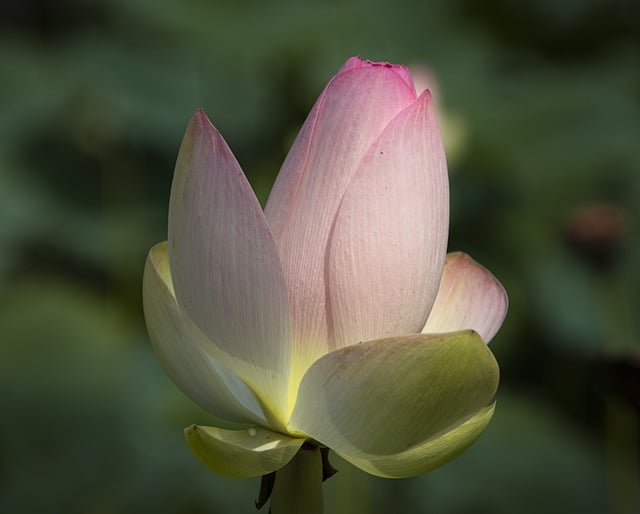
[337,403,496,478]
[288,331,498,461]
[184,425,305,478]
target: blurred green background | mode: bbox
[1,0,639,513]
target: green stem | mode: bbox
[270,444,324,514]
[605,396,640,514]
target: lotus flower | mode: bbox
[143,56,507,513]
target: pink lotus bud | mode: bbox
[143,56,507,514]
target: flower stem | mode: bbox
[269,443,324,514]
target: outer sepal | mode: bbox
[185,425,305,478]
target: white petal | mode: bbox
[168,110,292,421]
[329,91,449,347]
[422,252,508,342]
[143,242,265,424]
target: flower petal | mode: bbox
[143,242,265,424]
[329,90,449,347]
[288,332,498,465]
[184,425,305,478]
[422,252,508,342]
[265,58,418,382]
[168,110,292,421]
[336,403,495,478]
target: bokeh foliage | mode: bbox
[1,0,639,513]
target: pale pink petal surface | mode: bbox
[329,90,449,346]
[265,58,418,383]
[422,252,508,342]
[143,243,265,424]
[168,110,292,422]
